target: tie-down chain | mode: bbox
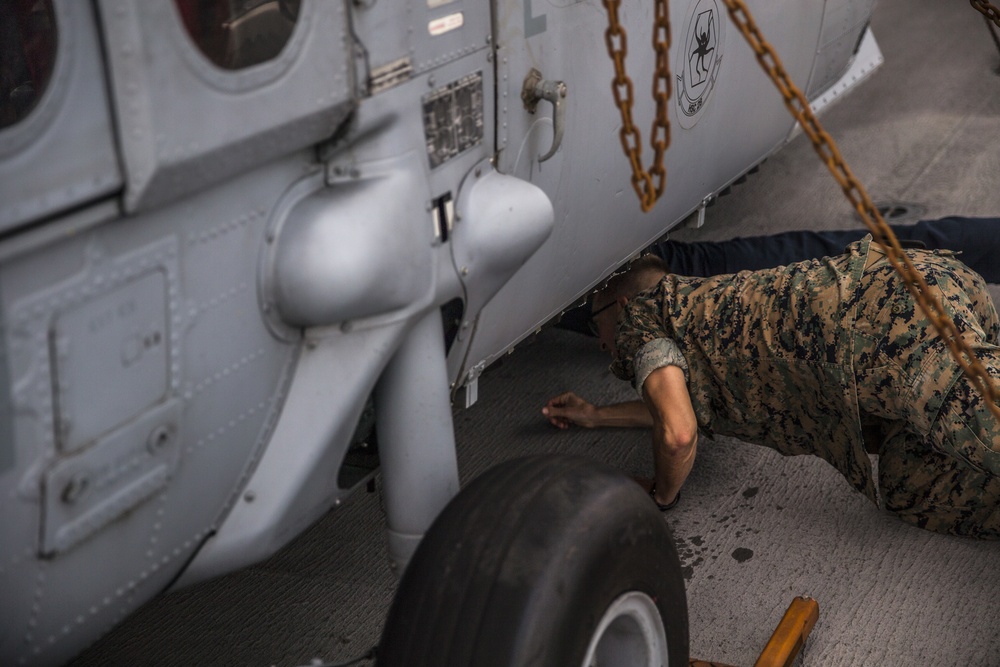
[601,0,1000,421]
[601,0,672,213]
[971,0,1000,27]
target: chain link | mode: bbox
[602,0,672,212]
[972,0,1000,28]
[718,0,1000,421]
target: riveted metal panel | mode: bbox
[96,0,355,212]
[52,270,171,454]
[0,1,122,233]
[10,237,179,456]
[0,156,305,667]
[805,0,877,99]
[41,399,182,556]
[819,0,873,46]
[422,71,485,169]
[351,0,490,90]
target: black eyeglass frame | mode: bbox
[587,299,617,335]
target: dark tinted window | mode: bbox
[175,0,301,70]
[0,0,57,130]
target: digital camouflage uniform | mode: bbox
[611,236,1000,538]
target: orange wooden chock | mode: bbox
[753,596,820,667]
[688,596,820,667]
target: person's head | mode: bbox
[589,254,668,356]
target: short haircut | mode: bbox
[605,254,669,300]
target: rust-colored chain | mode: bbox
[972,0,1000,28]
[720,0,1000,422]
[602,0,672,212]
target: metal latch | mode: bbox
[521,68,567,162]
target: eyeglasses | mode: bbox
[587,299,616,336]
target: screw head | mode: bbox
[61,472,91,505]
[147,425,174,455]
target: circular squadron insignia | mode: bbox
[675,0,725,129]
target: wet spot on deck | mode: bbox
[731,547,754,563]
[742,487,759,499]
[674,535,711,580]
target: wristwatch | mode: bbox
[649,482,681,511]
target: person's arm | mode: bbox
[610,291,698,508]
[543,392,653,429]
[641,365,699,507]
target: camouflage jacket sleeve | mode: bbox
[631,338,689,398]
[610,280,685,392]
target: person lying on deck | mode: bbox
[544,217,1000,538]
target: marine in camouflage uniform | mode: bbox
[611,235,1000,538]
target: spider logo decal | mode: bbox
[676,0,725,128]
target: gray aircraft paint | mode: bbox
[0,279,12,475]
[0,1,880,664]
[524,0,547,37]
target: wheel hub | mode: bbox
[582,591,670,667]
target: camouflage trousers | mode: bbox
[856,253,1000,538]
[879,362,1000,539]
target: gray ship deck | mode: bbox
[71,1,1000,665]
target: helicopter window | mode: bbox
[174,0,301,71]
[0,0,57,131]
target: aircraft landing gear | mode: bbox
[375,309,461,573]
[376,454,689,667]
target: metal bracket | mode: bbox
[459,361,487,409]
[696,196,711,229]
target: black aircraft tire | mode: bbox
[377,454,689,667]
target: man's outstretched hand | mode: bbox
[543,394,653,429]
[542,391,600,429]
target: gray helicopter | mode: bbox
[0,1,879,664]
